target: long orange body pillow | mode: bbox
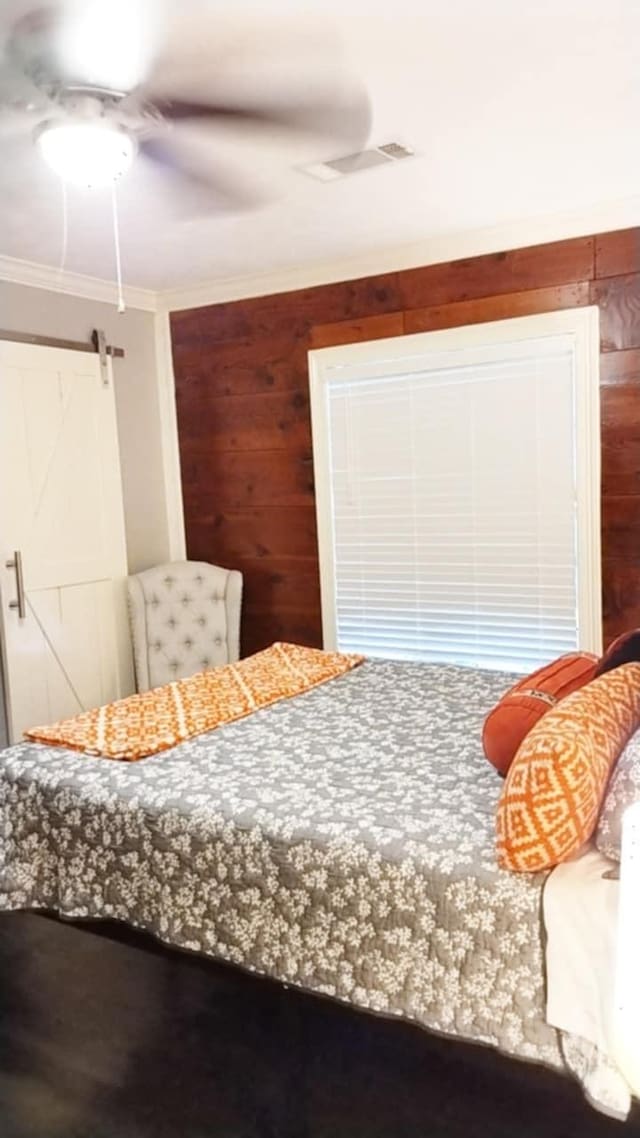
[482,652,599,776]
[496,661,640,872]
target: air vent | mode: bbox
[300,142,415,182]
[377,142,414,160]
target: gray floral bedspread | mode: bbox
[0,659,626,1114]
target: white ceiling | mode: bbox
[1,0,639,295]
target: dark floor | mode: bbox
[0,912,637,1138]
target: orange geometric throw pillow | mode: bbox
[496,662,640,872]
[482,652,599,777]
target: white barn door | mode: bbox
[0,339,134,744]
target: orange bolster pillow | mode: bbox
[482,652,599,777]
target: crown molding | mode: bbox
[160,195,640,313]
[0,254,159,312]
[3,195,640,316]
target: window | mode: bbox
[309,309,601,672]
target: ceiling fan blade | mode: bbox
[152,89,371,150]
[0,107,40,140]
[133,5,371,152]
[0,57,50,119]
[139,135,263,214]
[57,0,168,90]
[4,0,167,92]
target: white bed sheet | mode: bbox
[543,846,634,1119]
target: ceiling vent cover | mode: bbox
[301,142,414,182]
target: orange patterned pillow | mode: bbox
[496,662,640,872]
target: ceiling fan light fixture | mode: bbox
[35,120,136,188]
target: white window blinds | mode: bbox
[310,313,601,673]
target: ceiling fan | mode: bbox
[0,0,371,207]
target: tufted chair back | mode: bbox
[127,561,243,692]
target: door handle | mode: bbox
[6,550,26,620]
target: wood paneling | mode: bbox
[403,282,589,335]
[595,229,640,279]
[240,556,321,612]
[187,507,318,561]
[182,450,314,511]
[602,562,640,641]
[395,237,594,310]
[600,383,640,497]
[242,606,322,653]
[600,379,640,433]
[601,449,640,499]
[181,273,404,347]
[591,273,640,351]
[599,347,640,385]
[178,390,311,452]
[601,496,640,561]
[310,312,404,349]
[173,338,309,398]
[171,227,640,653]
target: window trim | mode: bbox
[308,306,602,660]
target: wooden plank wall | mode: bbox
[171,228,640,657]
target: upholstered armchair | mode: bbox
[127,561,243,692]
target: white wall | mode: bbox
[0,281,181,572]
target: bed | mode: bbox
[0,657,632,1119]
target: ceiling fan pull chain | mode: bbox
[111,182,126,314]
[57,177,69,286]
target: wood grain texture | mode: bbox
[600,379,640,433]
[172,227,640,650]
[310,312,404,349]
[242,606,322,656]
[187,507,319,562]
[591,274,640,351]
[171,273,403,348]
[602,448,640,500]
[600,348,640,529]
[600,364,640,498]
[240,556,321,612]
[601,496,640,562]
[182,449,314,511]
[595,229,640,279]
[179,390,311,452]
[395,237,594,310]
[173,338,309,397]
[603,561,640,645]
[599,347,640,385]
[403,282,589,334]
